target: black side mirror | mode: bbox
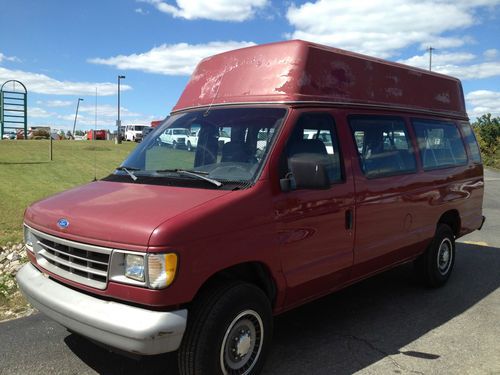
[282,153,330,190]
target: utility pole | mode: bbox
[72,98,83,138]
[116,75,125,144]
[427,46,435,71]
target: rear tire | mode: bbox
[414,223,455,287]
[178,282,272,375]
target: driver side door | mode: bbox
[273,111,355,308]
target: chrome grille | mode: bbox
[26,225,112,289]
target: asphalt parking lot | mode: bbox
[0,169,498,375]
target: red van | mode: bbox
[17,40,484,374]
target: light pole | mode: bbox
[427,46,435,71]
[116,75,126,144]
[72,98,83,138]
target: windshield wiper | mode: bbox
[115,166,138,181]
[156,169,222,187]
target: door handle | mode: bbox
[345,209,353,230]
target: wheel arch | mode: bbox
[437,209,461,238]
[192,262,278,308]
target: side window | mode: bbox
[411,119,467,169]
[349,116,417,178]
[459,122,481,164]
[282,113,343,184]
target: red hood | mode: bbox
[25,181,230,250]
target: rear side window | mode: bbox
[349,116,417,178]
[459,122,481,164]
[411,119,467,169]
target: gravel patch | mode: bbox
[0,242,35,322]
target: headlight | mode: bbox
[24,226,35,252]
[125,254,145,282]
[148,253,178,289]
[111,251,178,289]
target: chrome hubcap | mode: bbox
[220,310,263,375]
[236,332,252,357]
[437,238,453,275]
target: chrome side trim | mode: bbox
[17,263,188,355]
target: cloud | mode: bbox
[134,7,149,15]
[52,103,155,129]
[398,52,476,67]
[433,61,500,80]
[43,100,73,108]
[286,0,500,58]
[0,52,20,63]
[0,66,132,96]
[398,51,500,80]
[466,90,500,118]
[89,41,256,75]
[78,104,143,119]
[418,36,474,51]
[29,107,56,118]
[139,0,268,21]
[483,49,498,60]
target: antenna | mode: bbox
[93,87,97,181]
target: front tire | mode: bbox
[415,223,455,287]
[187,141,193,152]
[178,282,272,375]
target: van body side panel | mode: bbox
[407,166,484,240]
[457,164,484,236]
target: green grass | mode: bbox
[0,140,137,246]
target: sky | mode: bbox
[0,0,499,132]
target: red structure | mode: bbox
[150,120,163,128]
[86,129,107,140]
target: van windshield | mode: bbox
[111,107,287,188]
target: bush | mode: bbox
[472,114,500,168]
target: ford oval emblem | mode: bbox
[57,218,69,229]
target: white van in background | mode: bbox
[125,124,149,142]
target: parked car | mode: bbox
[159,127,190,148]
[17,40,484,375]
[2,131,16,140]
[303,129,335,154]
[125,125,148,142]
[186,128,230,151]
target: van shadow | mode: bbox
[63,243,499,375]
[263,242,500,374]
